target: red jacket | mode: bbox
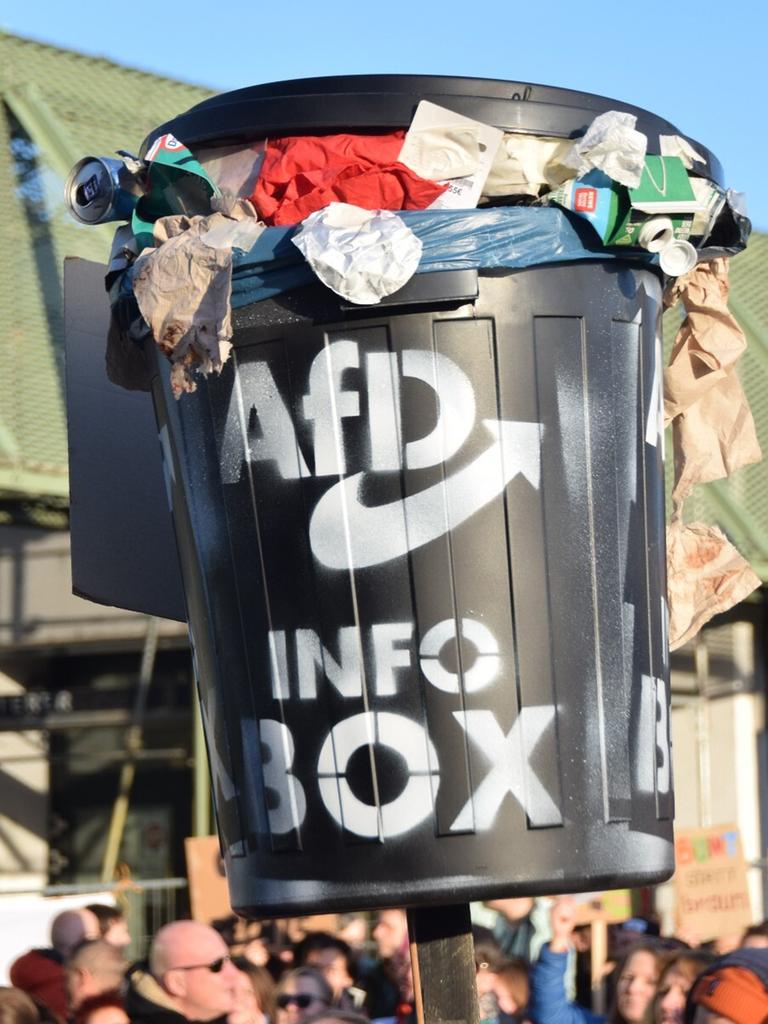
[10,948,68,1023]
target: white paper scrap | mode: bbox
[565,110,648,188]
[200,216,264,252]
[292,203,422,305]
[484,134,574,196]
[659,135,706,170]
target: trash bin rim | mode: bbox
[141,73,723,186]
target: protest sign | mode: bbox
[573,889,633,925]
[674,824,752,941]
[185,835,231,923]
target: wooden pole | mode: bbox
[407,904,479,1024]
[590,917,608,1016]
[101,616,159,882]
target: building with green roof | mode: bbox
[0,30,766,930]
[0,31,213,913]
[0,29,214,505]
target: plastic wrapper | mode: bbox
[194,141,266,204]
[696,190,752,261]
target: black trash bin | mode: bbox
[141,77,698,917]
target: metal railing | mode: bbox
[0,877,189,960]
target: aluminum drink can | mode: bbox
[65,157,141,225]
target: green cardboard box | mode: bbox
[608,156,702,247]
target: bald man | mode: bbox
[11,907,100,1023]
[66,939,127,1011]
[125,921,239,1024]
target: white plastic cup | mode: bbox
[659,239,698,276]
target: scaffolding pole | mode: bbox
[101,617,159,883]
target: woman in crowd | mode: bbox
[653,951,714,1024]
[530,898,665,1024]
[229,963,275,1024]
[231,959,276,1024]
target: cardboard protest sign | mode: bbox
[674,824,752,941]
[573,889,633,925]
[184,836,232,923]
[185,836,342,941]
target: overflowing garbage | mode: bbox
[64,103,751,383]
[64,91,761,641]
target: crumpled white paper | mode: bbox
[484,134,574,196]
[659,134,706,170]
[292,203,423,305]
[565,110,648,188]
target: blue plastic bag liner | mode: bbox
[230,205,653,308]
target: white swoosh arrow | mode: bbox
[309,419,542,570]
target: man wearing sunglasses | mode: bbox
[125,921,240,1024]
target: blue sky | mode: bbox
[3,0,767,231]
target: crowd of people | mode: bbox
[2,896,768,1024]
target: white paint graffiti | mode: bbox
[634,674,671,796]
[419,618,500,694]
[259,718,307,835]
[267,619,498,701]
[226,338,542,568]
[226,359,310,482]
[309,418,542,570]
[316,712,439,839]
[303,339,360,476]
[221,335,667,845]
[371,348,478,470]
[258,704,560,839]
[449,708,561,830]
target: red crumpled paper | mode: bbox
[250,131,447,226]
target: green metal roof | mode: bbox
[0,30,214,500]
[1,30,766,578]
